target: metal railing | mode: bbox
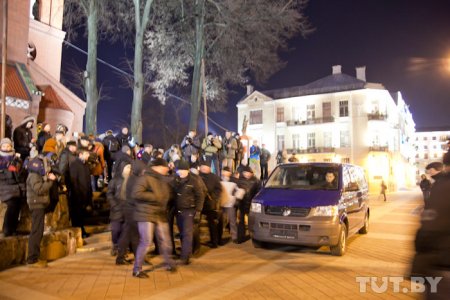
[367,113,387,121]
[369,146,389,152]
[286,116,334,126]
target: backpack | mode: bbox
[108,138,120,152]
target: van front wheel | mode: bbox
[252,238,265,248]
[330,223,347,256]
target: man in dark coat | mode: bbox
[199,162,223,248]
[13,115,35,160]
[69,148,92,238]
[0,138,25,236]
[411,159,450,299]
[116,127,131,149]
[181,130,201,161]
[419,174,432,201]
[102,130,120,181]
[173,160,205,264]
[141,144,153,164]
[131,158,177,278]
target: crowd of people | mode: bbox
[0,117,266,276]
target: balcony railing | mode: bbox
[287,147,335,154]
[367,113,387,121]
[286,116,335,126]
[369,146,389,152]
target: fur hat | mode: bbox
[67,140,77,147]
[20,115,36,127]
[55,124,68,135]
[0,138,12,148]
[177,160,190,171]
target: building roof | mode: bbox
[262,73,367,99]
[38,85,72,111]
[0,63,32,100]
[415,126,450,133]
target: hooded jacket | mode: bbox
[13,116,35,154]
[0,150,24,202]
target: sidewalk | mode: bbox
[0,190,423,299]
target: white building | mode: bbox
[237,65,416,192]
[414,128,450,180]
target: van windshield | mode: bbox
[265,164,340,190]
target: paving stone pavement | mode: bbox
[0,190,426,299]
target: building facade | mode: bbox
[237,65,416,192]
[414,128,450,180]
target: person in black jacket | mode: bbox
[113,145,133,178]
[69,148,92,238]
[13,115,35,160]
[116,160,146,265]
[173,160,204,265]
[141,144,153,164]
[116,127,131,149]
[199,161,223,247]
[36,123,51,153]
[131,158,177,278]
[419,174,432,201]
[26,156,57,267]
[107,162,131,256]
[102,130,120,182]
[0,138,25,236]
[411,159,450,298]
[236,165,260,243]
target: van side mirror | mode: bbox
[345,182,359,192]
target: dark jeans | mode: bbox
[69,203,87,237]
[237,200,250,243]
[260,163,269,181]
[117,218,139,259]
[111,220,125,247]
[176,208,195,260]
[2,198,21,236]
[27,208,46,263]
[203,209,223,246]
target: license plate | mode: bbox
[270,229,297,239]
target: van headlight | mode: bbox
[313,205,338,217]
[251,203,262,213]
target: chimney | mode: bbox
[356,66,366,82]
[246,84,254,95]
[332,65,342,75]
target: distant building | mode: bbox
[237,65,416,192]
[0,0,85,136]
[414,127,450,180]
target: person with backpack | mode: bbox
[26,155,57,267]
[102,130,120,182]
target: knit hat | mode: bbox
[0,138,12,147]
[67,140,77,147]
[207,132,213,137]
[151,158,168,167]
[177,160,190,170]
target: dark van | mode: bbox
[248,163,369,256]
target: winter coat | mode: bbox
[419,178,431,192]
[132,168,171,223]
[13,116,35,158]
[200,172,222,212]
[222,137,238,159]
[173,173,205,212]
[0,152,24,202]
[102,134,120,158]
[113,151,133,178]
[125,160,147,221]
[141,151,152,164]
[116,132,131,149]
[411,172,450,277]
[69,158,92,208]
[26,172,53,210]
[220,179,244,208]
[201,137,222,155]
[181,135,201,158]
[260,148,271,165]
[42,138,64,158]
[249,145,260,160]
[237,175,260,210]
[90,142,106,177]
[58,147,76,187]
[37,131,52,153]
[107,167,126,222]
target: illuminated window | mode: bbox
[423,137,427,141]
[276,107,284,122]
[424,153,429,159]
[249,110,262,124]
[339,101,349,117]
[342,157,350,163]
[324,132,332,148]
[324,158,332,162]
[292,134,300,150]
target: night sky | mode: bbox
[61,0,450,138]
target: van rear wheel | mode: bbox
[330,223,347,256]
[359,212,369,234]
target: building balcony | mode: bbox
[367,113,387,121]
[286,116,335,126]
[369,146,389,152]
[287,147,335,154]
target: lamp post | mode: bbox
[1,0,8,139]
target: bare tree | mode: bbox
[145,0,314,131]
